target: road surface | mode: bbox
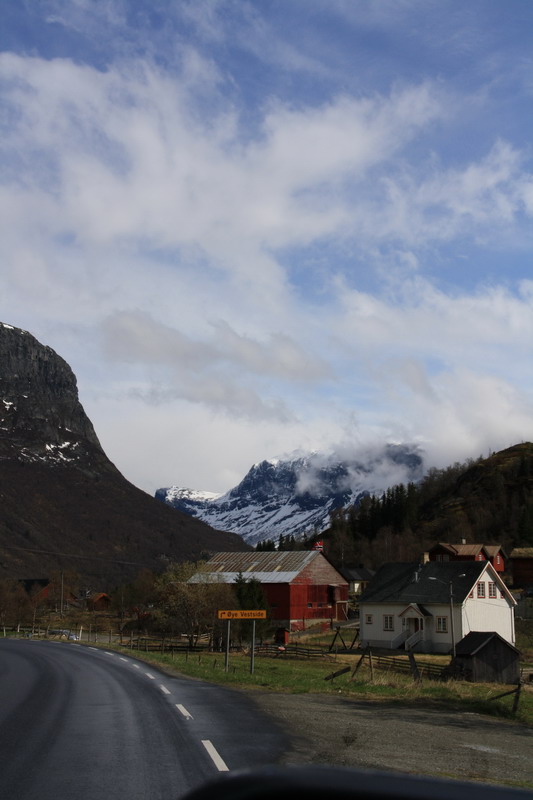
[0,639,286,800]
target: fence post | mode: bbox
[512,683,522,715]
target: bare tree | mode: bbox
[156,562,235,648]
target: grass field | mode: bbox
[101,640,533,726]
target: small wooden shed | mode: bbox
[451,631,520,684]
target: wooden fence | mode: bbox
[353,649,445,681]
[255,643,335,660]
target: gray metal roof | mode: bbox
[189,550,323,584]
[359,561,489,605]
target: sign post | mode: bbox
[224,619,231,672]
[218,610,266,674]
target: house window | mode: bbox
[488,582,497,598]
[307,603,313,608]
[383,615,394,631]
[436,616,448,633]
[365,614,373,625]
[496,555,501,565]
[477,582,485,598]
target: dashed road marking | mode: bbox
[105,651,114,656]
[132,664,141,669]
[202,740,229,772]
[145,672,155,680]
[160,685,171,695]
[176,704,193,719]
[89,647,98,651]
[119,657,129,662]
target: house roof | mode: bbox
[454,631,520,657]
[483,545,507,558]
[338,566,375,582]
[431,542,485,557]
[189,550,343,585]
[430,542,507,559]
[510,548,533,558]
[88,592,110,603]
[359,561,489,605]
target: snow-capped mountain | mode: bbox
[156,444,424,546]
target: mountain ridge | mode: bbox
[0,322,247,588]
[156,445,424,545]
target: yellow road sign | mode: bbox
[218,609,267,620]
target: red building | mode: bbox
[509,548,533,588]
[196,551,349,631]
[427,542,507,573]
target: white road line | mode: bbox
[202,740,229,772]
[145,672,155,680]
[132,664,141,669]
[89,647,98,651]
[105,651,114,656]
[119,657,129,662]
[176,704,193,720]
[159,685,171,695]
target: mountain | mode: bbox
[0,322,247,588]
[156,445,424,546]
[320,441,533,570]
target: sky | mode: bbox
[1,0,533,496]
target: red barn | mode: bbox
[196,551,349,631]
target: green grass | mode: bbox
[85,641,533,725]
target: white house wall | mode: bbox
[361,598,515,653]
[462,595,515,644]
[360,603,405,649]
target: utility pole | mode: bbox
[60,571,64,618]
[449,580,456,659]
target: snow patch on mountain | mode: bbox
[156,444,424,545]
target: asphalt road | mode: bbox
[0,639,286,800]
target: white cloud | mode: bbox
[1,22,533,494]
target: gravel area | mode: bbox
[248,691,533,788]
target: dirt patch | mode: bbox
[247,691,533,787]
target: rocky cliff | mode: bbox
[0,322,247,588]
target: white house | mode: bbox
[359,561,516,654]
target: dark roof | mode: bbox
[454,631,520,657]
[339,566,375,582]
[359,561,487,605]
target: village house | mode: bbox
[427,541,507,572]
[510,547,533,589]
[189,551,349,631]
[338,565,375,599]
[359,561,515,654]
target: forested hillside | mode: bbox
[320,443,533,569]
